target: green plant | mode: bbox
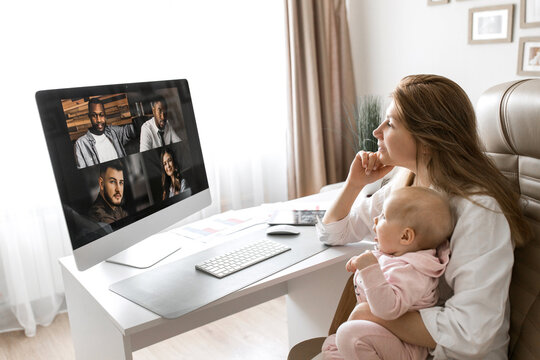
[344,95,382,153]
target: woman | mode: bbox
[319,75,530,359]
[160,147,188,200]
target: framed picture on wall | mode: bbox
[428,0,449,5]
[517,37,540,76]
[521,0,540,28]
[468,5,514,44]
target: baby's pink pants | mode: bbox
[321,320,428,360]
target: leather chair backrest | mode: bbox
[476,79,540,359]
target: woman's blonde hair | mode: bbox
[391,74,530,247]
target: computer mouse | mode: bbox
[266,224,300,235]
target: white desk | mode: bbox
[59,190,374,360]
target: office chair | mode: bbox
[477,78,540,359]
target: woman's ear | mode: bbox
[400,227,415,245]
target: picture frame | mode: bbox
[517,37,540,76]
[521,0,540,28]
[468,5,514,44]
[428,0,449,5]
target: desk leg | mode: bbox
[61,267,132,360]
[286,261,350,348]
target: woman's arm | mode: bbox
[322,181,363,224]
[317,152,394,246]
[420,196,514,358]
[352,302,436,348]
[323,151,393,224]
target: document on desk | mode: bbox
[109,224,329,319]
[170,207,271,243]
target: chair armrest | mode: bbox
[328,274,356,335]
[287,337,326,360]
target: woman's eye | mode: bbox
[386,121,392,128]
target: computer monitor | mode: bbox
[36,79,211,271]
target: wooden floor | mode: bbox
[0,296,288,360]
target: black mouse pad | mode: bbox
[109,225,328,319]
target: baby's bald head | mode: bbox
[385,187,453,250]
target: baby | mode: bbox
[323,186,453,360]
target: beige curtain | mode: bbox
[285,0,357,199]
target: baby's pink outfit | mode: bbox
[322,242,450,360]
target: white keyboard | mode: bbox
[195,239,291,278]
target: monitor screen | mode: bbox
[36,79,210,270]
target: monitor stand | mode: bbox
[106,232,183,269]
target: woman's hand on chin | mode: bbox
[322,151,394,225]
[346,151,394,190]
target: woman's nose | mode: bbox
[373,124,382,139]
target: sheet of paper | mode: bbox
[170,207,272,243]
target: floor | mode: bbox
[0,296,288,360]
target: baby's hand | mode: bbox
[346,250,378,272]
[345,256,359,272]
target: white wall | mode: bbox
[348,0,540,107]
[0,0,289,209]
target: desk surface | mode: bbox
[60,235,366,331]
[59,188,374,354]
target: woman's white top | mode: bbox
[316,184,513,360]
